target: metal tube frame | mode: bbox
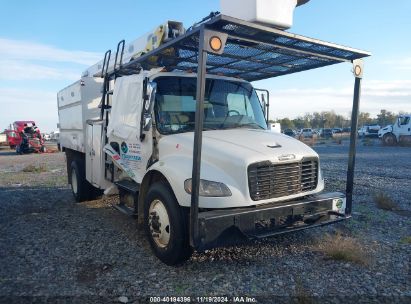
[190,26,207,247]
[345,72,363,215]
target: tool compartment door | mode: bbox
[86,121,104,187]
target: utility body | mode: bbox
[58,9,370,264]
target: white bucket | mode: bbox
[221,0,306,29]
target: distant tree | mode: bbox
[358,112,373,126]
[292,117,306,130]
[303,113,313,128]
[277,118,295,130]
[376,109,396,127]
[311,112,323,129]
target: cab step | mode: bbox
[115,179,140,193]
[113,180,140,217]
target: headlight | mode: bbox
[184,179,232,197]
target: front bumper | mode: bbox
[196,192,348,251]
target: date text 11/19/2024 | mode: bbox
[149,296,257,303]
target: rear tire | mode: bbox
[70,160,90,202]
[383,133,397,146]
[144,183,192,266]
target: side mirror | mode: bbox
[398,117,401,127]
[254,88,270,124]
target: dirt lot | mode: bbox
[0,141,410,303]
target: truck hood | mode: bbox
[156,129,322,209]
[158,129,318,166]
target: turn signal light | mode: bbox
[209,36,223,52]
[354,65,362,77]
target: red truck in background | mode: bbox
[6,121,46,153]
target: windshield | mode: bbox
[154,76,267,135]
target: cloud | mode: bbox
[269,79,411,119]
[0,38,102,65]
[0,88,58,132]
[383,57,411,70]
[0,60,80,81]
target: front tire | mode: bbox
[383,133,397,146]
[144,183,192,265]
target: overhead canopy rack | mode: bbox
[108,14,370,81]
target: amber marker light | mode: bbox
[209,36,222,52]
[354,65,362,77]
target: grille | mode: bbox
[248,159,318,201]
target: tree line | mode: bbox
[272,109,402,130]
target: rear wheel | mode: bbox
[70,160,90,202]
[144,183,192,265]
[383,133,397,146]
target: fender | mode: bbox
[147,154,248,209]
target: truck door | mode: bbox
[86,120,104,187]
[105,74,156,184]
[398,116,411,137]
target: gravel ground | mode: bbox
[0,141,410,304]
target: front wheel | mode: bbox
[144,183,192,265]
[382,133,397,146]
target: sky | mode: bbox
[0,0,410,132]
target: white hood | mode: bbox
[159,129,318,166]
[155,129,322,209]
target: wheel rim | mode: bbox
[148,199,170,248]
[71,168,78,195]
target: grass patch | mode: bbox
[313,233,370,265]
[373,192,398,211]
[21,164,47,173]
[294,277,314,304]
[174,283,189,294]
[400,236,411,245]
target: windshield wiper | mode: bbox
[237,122,266,130]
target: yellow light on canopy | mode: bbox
[209,36,223,52]
[354,65,362,77]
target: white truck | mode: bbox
[57,1,370,265]
[378,114,411,146]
